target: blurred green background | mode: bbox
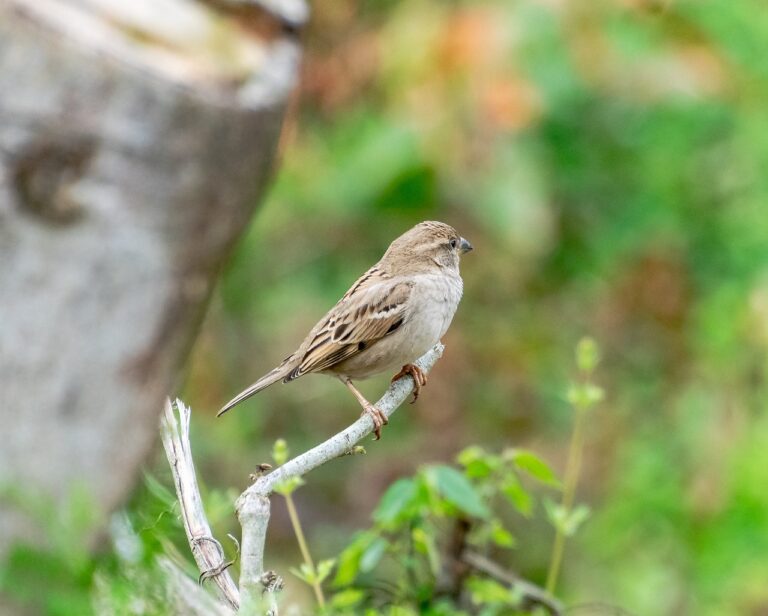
[5,0,768,614]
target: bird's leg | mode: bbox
[390,363,428,403]
[340,376,388,440]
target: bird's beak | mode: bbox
[459,237,473,254]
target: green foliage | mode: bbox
[0,484,101,615]
[0,473,231,615]
[272,439,306,496]
[575,338,600,375]
[327,447,560,613]
[428,465,491,520]
[465,576,523,614]
[272,438,290,466]
[291,558,336,587]
[545,337,603,594]
[505,450,561,488]
[544,501,590,539]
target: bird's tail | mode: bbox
[217,361,292,417]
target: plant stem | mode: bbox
[545,404,588,594]
[284,493,325,608]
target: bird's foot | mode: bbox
[361,403,388,440]
[391,363,428,403]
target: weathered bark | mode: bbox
[0,0,305,553]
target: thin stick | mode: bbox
[284,494,325,607]
[545,404,588,594]
[463,550,563,615]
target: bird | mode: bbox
[218,220,472,439]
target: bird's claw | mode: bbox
[362,404,388,440]
[391,363,428,403]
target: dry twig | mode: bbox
[160,399,241,610]
[463,550,564,615]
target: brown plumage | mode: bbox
[218,221,472,439]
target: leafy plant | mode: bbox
[545,337,603,593]
[304,339,604,614]
[324,446,560,614]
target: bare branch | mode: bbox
[236,343,445,609]
[249,343,444,496]
[462,550,564,615]
[157,556,235,616]
[160,399,241,611]
[235,488,273,611]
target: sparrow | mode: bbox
[218,221,472,439]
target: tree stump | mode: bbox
[0,0,305,554]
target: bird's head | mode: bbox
[382,221,472,274]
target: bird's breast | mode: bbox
[404,271,463,353]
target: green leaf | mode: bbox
[576,337,600,373]
[463,459,494,479]
[507,450,560,487]
[501,475,533,517]
[274,475,305,496]
[272,439,289,466]
[544,499,567,532]
[412,525,440,575]
[465,576,520,606]
[333,531,376,586]
[204,489,236,525]
[387,607,421,616]
[143,472,176,509]
[373,478,419,524]
[563,504,591,536]
[316,558,336,584]
[567,382,605,410]
[585,383,605,405]
[457,446,487,466]
[489,519,516,548]
[544,500,591,536]
[290,562,315,584]
[329,589,365,610]
[457,446,498,478]
[359,538,387,573]
[430,465,490,519]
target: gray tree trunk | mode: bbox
[0,0,305,554]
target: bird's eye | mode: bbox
[449,238,458,249]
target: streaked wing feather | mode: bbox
[286,273,412,379]
[286,345,357,380]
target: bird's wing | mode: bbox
[285,268,412,380]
